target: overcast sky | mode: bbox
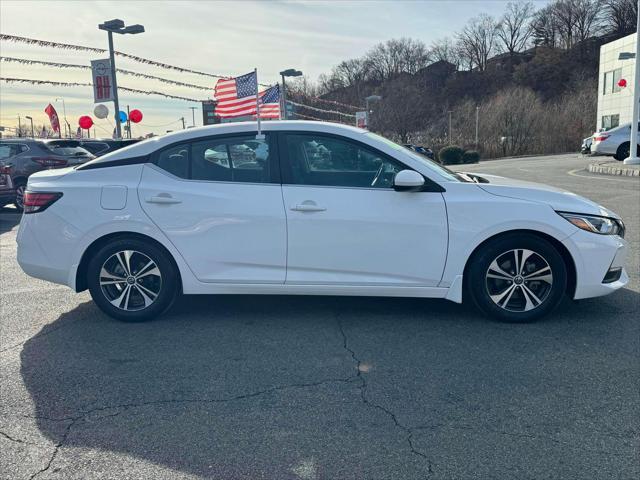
[0,0,550,136]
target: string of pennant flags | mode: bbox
[0,77,203,102]
[1,34,367,130]
[0,56,212,91]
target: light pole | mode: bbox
[55,97,68,138]
[279,69,303,120]
[365,95,382,129]
[619,11,639,165]
[98,19,145,139]
[189,106,197,127]
[25,116,34,138]
[475,106,480,148]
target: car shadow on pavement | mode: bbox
[17,288,640,478]
[0,207,21,233]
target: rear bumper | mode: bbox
[17,208,81,288]
[562,229,628,300]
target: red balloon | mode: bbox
[129,109,143,123]
[618,78,627,88]
[78,115,93,129]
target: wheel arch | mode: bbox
[75,231,183,293]
[462,229,577,298]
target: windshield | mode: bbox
[364,132,471,182]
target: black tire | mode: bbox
[466,233,567,323]
[13,181,26,212]
[87,237,179,322]
[614,142,640,161]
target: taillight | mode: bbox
[0,165,11,174]
[32,157,68,167]
[22,191,63,214]
[594,134,609,142]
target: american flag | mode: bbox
[214,71,280,119]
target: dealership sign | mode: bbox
[356,111,367,129]
[91,58,114,103]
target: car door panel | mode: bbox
[282,186,448,286]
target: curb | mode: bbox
[588,161,640,177]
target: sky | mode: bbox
[0,0,551,137]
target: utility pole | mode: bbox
[55,98,68,138]
[189,107,197,127]
[181,117,186,129]
[475,106,480,148]
[25,116,34,138]
[17,115,22,137]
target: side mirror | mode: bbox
[393,169,425,192]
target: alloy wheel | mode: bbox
[485,248,553,312]
[15,185,25,210]
[99,250,162,311]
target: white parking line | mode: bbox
[567,168,639,182]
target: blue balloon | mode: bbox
[118,111,127,123]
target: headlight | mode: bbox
[558,212,625,237]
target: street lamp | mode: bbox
[25,116,34,138]
[617,9,639,165]
[189,106,198,127]
[98,19,145,139]
[279,68,303,120]
[365,95,382,129]
[55,98,69,138]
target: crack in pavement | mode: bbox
[336,316,434,477]
[0,429,37,446]
[23,376,358,479]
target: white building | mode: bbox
[597,33,637,131]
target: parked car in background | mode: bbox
[17,121,627,324]
[591,122,640,160]
[78,139,140,157]
[0,139,94,211]
[581,136,592,155]
[403,144,435,160]
[0,163,15,209]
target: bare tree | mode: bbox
[497,1,535,55]
[456,14,501,71]
[531,5,560,47]
[602,0,638,35]
[429,37,460,68]
[365,38,432,81]
[573,0,603,43]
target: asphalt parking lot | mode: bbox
[1,153,638,480]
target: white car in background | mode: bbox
[591,122,640,160]
[17,121,628,323]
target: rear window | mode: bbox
[44,141,92,157]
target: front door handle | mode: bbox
[146,194,182,205]
[291,202,326,212]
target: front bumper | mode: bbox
[562,228,628,300]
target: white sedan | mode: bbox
[17,121,628,322]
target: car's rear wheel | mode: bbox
[14,181,26,212]
[615,142,640,161]
[87,238,179,322]
[467,234,567,322]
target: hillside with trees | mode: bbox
[289,0,638,158]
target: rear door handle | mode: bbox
[291,203,326,212]
[146,194,182,205]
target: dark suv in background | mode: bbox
[0,139,94,211]
[78,138,141,157]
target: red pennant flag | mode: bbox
[44,103,61,134]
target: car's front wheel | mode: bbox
[467,234,567,322]
[87,237,179,322]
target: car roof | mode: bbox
[88,121,369,164]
